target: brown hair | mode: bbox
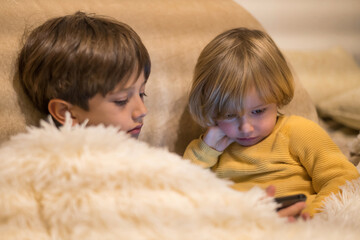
[18,11,151,114]
[188,28,294,127]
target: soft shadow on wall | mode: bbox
[234,0,360,65]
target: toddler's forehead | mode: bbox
[221,89,270,111]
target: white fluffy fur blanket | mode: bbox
[0,119,359,240]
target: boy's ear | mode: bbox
[48,99,79,125]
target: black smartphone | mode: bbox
[274,194,307,211]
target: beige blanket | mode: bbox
[0,119,359,239]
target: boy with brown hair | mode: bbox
[18,11,151,138]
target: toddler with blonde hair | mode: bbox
[184,28,359,218]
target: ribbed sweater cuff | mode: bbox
[197,138,223,164]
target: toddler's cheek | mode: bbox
[217,122,237,137]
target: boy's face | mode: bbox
[71,71,147,138]
[216,87,278,147]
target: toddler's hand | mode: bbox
[278,202,308,222]
[203,126,235,152]
[265,186,309,222]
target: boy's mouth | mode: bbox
[127,124,143,137]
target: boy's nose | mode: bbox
[133,97,147,121]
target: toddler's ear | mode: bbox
[48,99,78,125]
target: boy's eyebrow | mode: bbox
[109,80,146,95]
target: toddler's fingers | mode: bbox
[301,212,311,221]
[278,201,306,219]
[265,185,276,197]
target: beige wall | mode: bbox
[234,0,360,64]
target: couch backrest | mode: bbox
[0,0,317,155]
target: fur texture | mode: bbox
[0,119,359,240]
[349,133,360,165]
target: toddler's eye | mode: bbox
[251,108,266,115]
[225,114,237,119]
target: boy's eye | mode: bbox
[251,108,266,115]
[114,99,128,106]
[140,92,147,100]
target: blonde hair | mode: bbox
[188,28,294,127]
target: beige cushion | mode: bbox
[317,87,360,130]
[350,133,360,166]
[285,47,360,130]
[0,0,317,155]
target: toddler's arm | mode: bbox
[203,126,235,152]
[290,118,360,216]
[183,126,233,168]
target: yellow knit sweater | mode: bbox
[183,115,360,216]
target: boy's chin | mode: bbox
[130,133,140,139]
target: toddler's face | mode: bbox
[216,87,278,147]
[71,71,147,138]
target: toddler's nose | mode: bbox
[239,118,254,133]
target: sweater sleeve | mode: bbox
[288,117,360,216]
[183,137,223,168]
